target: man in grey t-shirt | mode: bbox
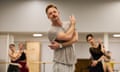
[45,4,78,72]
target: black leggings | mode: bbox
[7,64,20,72]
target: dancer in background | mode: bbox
[86,34,105,72]
[104,51,113,72]
[17,43,29,72]
[7,44,21,72]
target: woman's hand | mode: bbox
[18,64,22,68]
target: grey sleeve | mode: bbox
[48,29,58,42]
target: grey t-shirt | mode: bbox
[48,21,76,65]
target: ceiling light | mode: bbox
[113,34,120,37]
[33,33,43,37]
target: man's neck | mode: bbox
[92,42,98,48]
[52,19,62,27]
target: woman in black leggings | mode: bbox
[7,44,21,72]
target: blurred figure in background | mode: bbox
[7,44,21,72]
[104,51,113,72]
[17,43,29,72]
[86,34,105,72]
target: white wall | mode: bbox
[75,42,90,59]
[0,1,50,32]
[109,42,120,70]
[0,1,120,32]
[0,34,14,72]
[40,41,53,72]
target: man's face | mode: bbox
[87,36,95,44]
[47,7,60,21]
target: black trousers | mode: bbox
[89,62,104,72]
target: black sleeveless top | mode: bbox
[89,44,104,60]
[89,44,104,72]
[18,52,26,61]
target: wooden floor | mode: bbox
[75,59,91,72]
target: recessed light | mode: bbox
[113,34,120,37]
[33,33,43,37]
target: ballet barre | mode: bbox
[113,62,120,64]
[0,62,20,66]
[111,62,120,72]
[31,61,53,64]
[31,61,53,72]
